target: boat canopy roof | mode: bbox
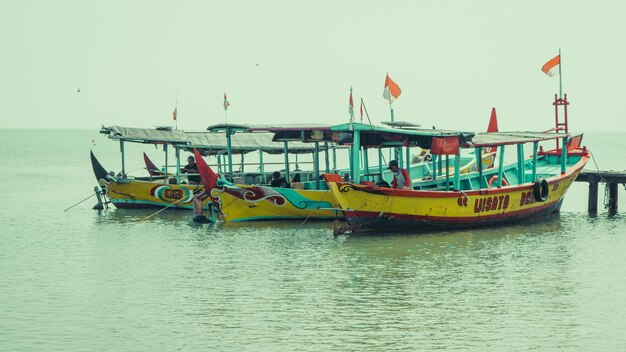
[247,123,334,132]
[182,131,326,155]
[100,125,326,155]
[249,124,335,143]
[468,131,570,147]
[329,122,571,149]
[100,125,189,143]
[330,122,475,149]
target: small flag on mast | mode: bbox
[383,74,402,103]
[360,99,363,121]
[348,87,354,121]
[223,93,230,111]
[541,55,561,77]
[172,107,177,121]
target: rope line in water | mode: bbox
[64,192,96,212]
[291,189,331,236]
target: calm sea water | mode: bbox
[1,129,625,351]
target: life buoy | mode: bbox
[487,175,509,188]
[533,178,549,202]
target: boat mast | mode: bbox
[552,49,568,148]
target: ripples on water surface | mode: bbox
[1,130,626,350]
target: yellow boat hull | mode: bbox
[328,155,588,231]
[209,183,342,222]
[99,178,210,210]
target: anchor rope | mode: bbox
[291,189,331,236]
[589,150,614,209]
[589,150,607,183]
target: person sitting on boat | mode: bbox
[181,156,201,184]
[290,173,303,189]
[388,160,411,189]
[270,171,288,188]
[412,149,432,163]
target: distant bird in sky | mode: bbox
[77,88,80,93]
[255,63,260,67]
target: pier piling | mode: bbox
[588,179,598,213]
[608,182,619,212]
[576,170,626,212]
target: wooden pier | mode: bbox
[575,170,626,212]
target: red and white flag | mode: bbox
[223,93,230,111]
[360,99,363,120]
[541,55,560,77]
[172,107,177,121]
[383,74,401,103]
[348,88,354,121]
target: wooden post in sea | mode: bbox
[576,170,626,212]
[588,177,599,213]
[608,183,619,212]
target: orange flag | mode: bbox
[541,55,560,77]
[383,74,401,103]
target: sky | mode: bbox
[1,0,625,132]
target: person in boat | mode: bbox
[290,173,303,189]
[412,149,432,163]
[388,160,411,189]
[181,156,201,184]
[270,171,288,188]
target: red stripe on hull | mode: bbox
[344,198,564,231]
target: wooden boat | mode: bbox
[194,121,496,222]
[325,118,589,232]
[192,124,345,222]
[91,150,211,211]
[90,126,213,211]
[91,125,324,213]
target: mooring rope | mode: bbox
[290,189,331,236]
[589,150,607,182]
[64,192,96,212]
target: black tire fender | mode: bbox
[533,178,549,202]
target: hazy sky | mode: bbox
[1,1,624,132]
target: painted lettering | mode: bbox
[519,191,537,207]
[164,189,183,199]
[474,198,484,213]
[473,194,509,214]
[526,191,535,205]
